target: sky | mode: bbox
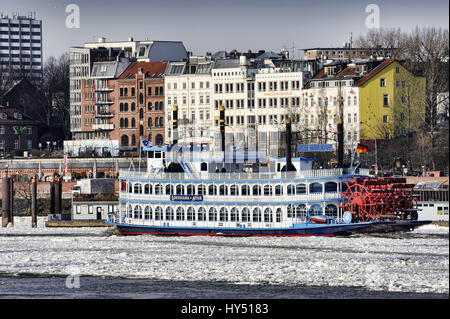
[1,0,449,61]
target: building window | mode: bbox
[383,115,388,123]
[380,78,385,87]
[383,94,389,107]
[396,66,400,73]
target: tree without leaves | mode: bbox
[42,53,71,139]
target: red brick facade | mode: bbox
[111,62,167,149]
[0,108,40,156]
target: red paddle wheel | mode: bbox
[340,177,419,222]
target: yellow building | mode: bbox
[356,59,426,140]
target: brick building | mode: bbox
[0,106,40,156]
[113,62,167,150]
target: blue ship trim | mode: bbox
[118,197,342,205]
[118,174,369,184]
[106,220,374,236]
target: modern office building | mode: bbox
[0,12,42,87]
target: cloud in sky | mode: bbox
[1,0,448,59]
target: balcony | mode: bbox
[95,99,113,105]
[95,110,114,118]
[95,86,113,92]
[92,123,114,131]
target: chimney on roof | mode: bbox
[128,37,134,42]
[98,37,106,43]
[239,55,246,66]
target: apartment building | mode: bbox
[114,61,167,150]
[164,55,309,156]
[69,37,187,141]
[303,63,361,154]
[0,106,39,155]
[303,47,396,61]
[0,12,42,87]
[164,60,214,146]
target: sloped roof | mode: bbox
[213,59,241,69]
[118,61,168,79]
[336,66,359,77]
[354,58,396,87]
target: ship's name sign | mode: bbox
[170,195,204,201]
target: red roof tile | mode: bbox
[354,58,396,87]
[118,62,168,80]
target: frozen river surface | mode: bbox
[0,217,448,298]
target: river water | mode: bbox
[0,217,448,299]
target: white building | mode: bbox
[304,80,360,153]
[210,57,308,156]
[164,60,214,146]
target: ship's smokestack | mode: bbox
[337,117,344,168]
[281,117,296,172]
[219,104,225,153]
[172,104,178,146]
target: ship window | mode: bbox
[144,184,151,194]
[134,205,142,219]
[201,162,208,171]
[144,206,152,220]
[176,207,185,221]
[208,207,217,221]
[309,183,323,194]
[241,207,250,222]
[308,204,323,216]
[127,204,133,218]
[197,184,206,195]
[325,204,338,217]
[230,207,239,221]
[219,185,228,196]
[276,208,282,222]
[155,184,163,195]
[128,183,133,193]
[198,207,206,221]
[241,185,250,196]
[134,183,142,194]
[208,185,217,195]
[287,184,295,195]
[187,207,195,221]
[220,207,228,221]
[187,184,195,195]
[296,184,306,194]
[296,204,307,219]
[166,207,174,220]
[325,182,338,193]
[230,185,238,196]
[275,185,282,196]
[264,185,273,196]
[253,185,261,196]
[252,208,261,222]
[166,184,174,195]
[264,208,273,222]
[176,184,184,195]
[155,206,163,220]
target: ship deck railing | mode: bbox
[119,168,369,181]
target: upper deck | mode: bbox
[119,168,370,182]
